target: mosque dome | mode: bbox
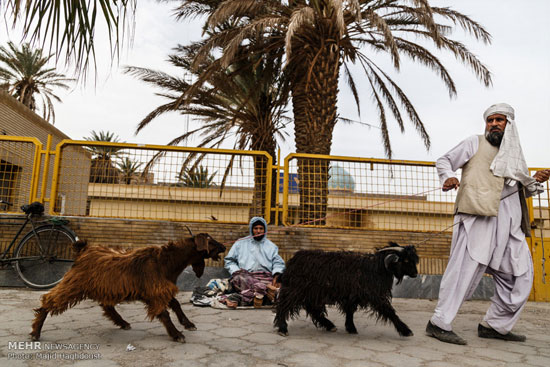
[328,165,355,192]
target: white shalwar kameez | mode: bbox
[430,135,534,335]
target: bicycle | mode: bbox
[0,200,79,289]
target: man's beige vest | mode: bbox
[455,135,505,217]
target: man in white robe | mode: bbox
[426,103,550,345]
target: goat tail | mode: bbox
[72,240,88,254]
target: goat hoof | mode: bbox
[173,335,186,343]
[183,322,196,330]
[277,331,288,337]
[328,327,337,333]
[30,333,40,341]
[121,324,131,330]
[346,329,358,334]
[400,329,414,337]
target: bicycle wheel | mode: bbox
[14,225,76,289]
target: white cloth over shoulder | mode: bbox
[484,103,542,196]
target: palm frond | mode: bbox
[365,70,392,159]
[342,62,361,117]
[2,0,137,77]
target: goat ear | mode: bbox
[194,233,209,252]
[192,259,205,278]
[384,253,399,271]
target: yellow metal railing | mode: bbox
[527,167,550,302]
[50,140,273,224]
[282,153,457,232]
[0,136,42,212]
[1,135,547,242]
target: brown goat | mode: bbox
[30,233,226,343]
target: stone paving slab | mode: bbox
[0,288,549,366]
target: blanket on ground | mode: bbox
[190,278,276,309]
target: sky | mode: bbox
[1,0,549,168]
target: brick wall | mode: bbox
[0,92,71,143]
[0,92,91,213]
[45,216,451,275]
[0,91,67,211]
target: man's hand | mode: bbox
[442,177,460,191]
[533,169,550,183]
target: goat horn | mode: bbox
[184,225,194,237]
[376,247,404,253]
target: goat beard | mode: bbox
[394,273,405,285]
[192,260,205,278]
[485,130,503,147]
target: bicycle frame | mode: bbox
[0,214,31,262]
[0,213,54,263]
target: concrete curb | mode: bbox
[1,266,495,299]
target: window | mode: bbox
[0,159,21,207]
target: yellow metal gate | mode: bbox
[528,167,550,301]
[0,136,42,210]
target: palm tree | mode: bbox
[177,166,217,188]
[4,1,494,224]
[84,130,125,184]
[117,157,143,184]
[0,41,74,123]
[125,41,290,217]
[195,0,492,224]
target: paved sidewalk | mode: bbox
[0,288,549,366]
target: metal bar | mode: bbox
[39,134,52,204]
[282,155,291,226]
[285,152,436,167]
[264,154,273,224]
[274,149,281,226]
[30,140,43,203]
[538,194,546,284]
[57,139,273,159]
[48,136,66,215]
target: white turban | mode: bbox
[484,103,515,121]
[484,103,542,195]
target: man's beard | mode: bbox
[485,130,504,147]
[253,234,265,241]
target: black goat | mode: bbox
[274,242,419,337]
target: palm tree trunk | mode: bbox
[249,156,268,218]
[291,37,340,225]
[249,132,277,220]
[19,86,36,110]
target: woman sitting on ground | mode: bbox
[224,217,285,308]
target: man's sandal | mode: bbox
[426,321,467,345]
